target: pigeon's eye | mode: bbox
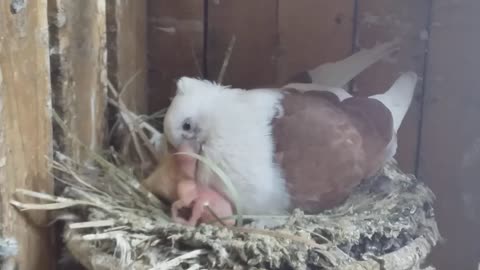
[182,120,192,131]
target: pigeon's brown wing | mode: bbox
[340,97,394,177]
[272,89,393,213]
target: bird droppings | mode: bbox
[0,237,18,270]
[461,137,480,169]
[51,12,67,28]
[10,0,27,14]
[362,12,381,26]
[0,238,18,258]
[419,29,430,41]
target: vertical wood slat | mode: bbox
[206,0,278,86]
[147,0,204,112]
[49,0,108,162]
[353,0,431,174]
[107,0,148,114]
[419,0,480,269]
[277,0,354,85]
[207,0,355,88]
[0,1,55,269]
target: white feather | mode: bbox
[165,78,290,215]
[285,72,418,135]
[281,40,399,102]
[370,72,418,133]
[307,39,400,88]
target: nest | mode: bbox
[10,83,440,270]
[12,152,439,270]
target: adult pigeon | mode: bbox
[162,68,417,217]
[144,40,416,224]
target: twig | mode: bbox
[69,219,116,230]
[189,40,203,78]
[107,97,161,163]
[297,226,352,258]
[82,231,127,241]
[217,35,236,84]
[151,249,208,270]
[10,200,97,211]
[107,81,149,164]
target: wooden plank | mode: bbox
[0,1,55,269]
[147,0,204,112]
[353,0,431,173]
[418,0,480,269]
[107,0,148,114]
[49,0,108,162]
[277,0,355,85]
[207,0,354,87]
[207,0,278,87]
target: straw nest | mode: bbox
[10,86,440,269]
[12,153,440,270]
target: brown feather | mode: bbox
[272,88,393,213]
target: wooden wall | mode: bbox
[148,1,480,269]
[419,0,480,269]
[0,1,55,269]
[1,0,148,269]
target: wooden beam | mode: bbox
[277,0,355,85]
[0,1,55,269]
[147,0,204,112]
[49,0,108,162]
[207,0,278,87]
[107,0,148,114]
[418,0,480,269]
[353,0,431,173]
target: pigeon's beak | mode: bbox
[168,139,201,155]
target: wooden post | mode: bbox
[107,0,148,114]
[0,1,55,269]
[49,0,108,162]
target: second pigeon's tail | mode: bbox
[370,72,418,133]
[287,39,400,88]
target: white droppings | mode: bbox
[419,29,429,41]
[155,26,176,34]
[0,157,6,167]
[10,0,27,14]
[149,133,163,152]
[362,12,380,26]
[462,137,480,169]
[0,237,18,257]
[53,12,66,28]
